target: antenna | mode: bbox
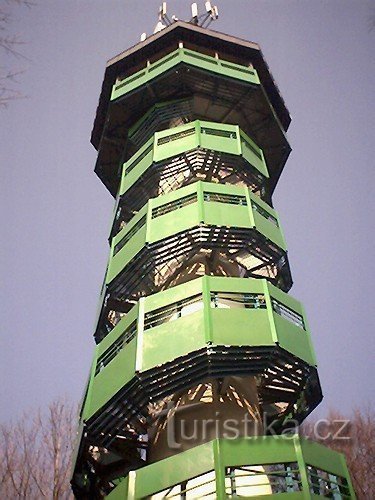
[160,1,167,18]
[153,1,173,34]
[190,3,199,24]
[159,2,173,26]
[141,1,219,41]
[191,1,219,28]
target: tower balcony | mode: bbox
[81,276,320,452]
[94,45,290,196]
[95,181,291,341]
[110,47,259,101]
[113,120,270,228]
[105,436,355,499]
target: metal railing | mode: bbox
[144,294,203,330]
[272,298,305,330]
[210,291,266,309]
[95,321,137,376]
[113,215,147,256]
[225,463,302,496]
[112,47,258,100]
[251,199,279,226]
[152,193,197,218]
[307,465,351,499]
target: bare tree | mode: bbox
[1,401,373,498]
[302,407,375,499]
[0,398,77,499]
[0,0,33,107]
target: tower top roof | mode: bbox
[91,21,291,149]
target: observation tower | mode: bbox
[71,3,355,498]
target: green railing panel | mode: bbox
[268,281,304,315]
[211,309,274,346]
[79,358,97,423]
[240,129,268,174]
[85,338,137,419]
[96,306,138,355]
[153,122,200,162]
[273,315,316,366]
[111,50,181,100]
[152,120,243,163]
[300,439,351,480]
[203,201,250,229]
[141,312,206,371]
[106,476,129,500]
[252,209,286,250]
[134,441,215,499]
[148,203,200,242]
[112,204,148,250]
[200,122,241,155]
[207,275,266,294]
[248,193,286,251]
[139,180,271,225]
[107,225,147,284]
[219,436,300,467]
[199,120,241,134]
[182,47,259,84]
[119,138,154,195]
[111,48,259,101]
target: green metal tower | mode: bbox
[71,10,355,500]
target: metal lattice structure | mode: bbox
[71,20,355,500]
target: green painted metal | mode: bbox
[108,181,285,286]
[106,436,355,499]
[81,276,316,421]
[84,339,137,421]
[111,48,260,102]
[300,438,353,490]
[118,120,269,199]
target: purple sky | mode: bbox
[1,0,374,422]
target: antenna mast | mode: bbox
[190,1,219,28]
[142,1,219,40]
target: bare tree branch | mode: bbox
[0,398,77,499]
[0,0,33,107]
